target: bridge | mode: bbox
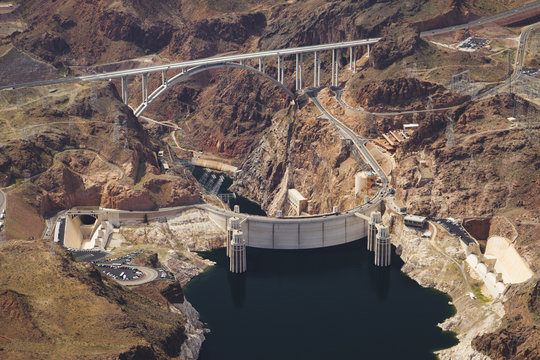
[0,38,380,117]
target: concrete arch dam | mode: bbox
[204,203,381,250]
[65,201,381,251]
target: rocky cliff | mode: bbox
[0,83,199,239]
[348,77,469,111]
[231,101,367,215]
[391,94,540,359]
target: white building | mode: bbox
[288,189,308,215]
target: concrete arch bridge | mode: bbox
[0,39,380,117]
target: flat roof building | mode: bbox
[404,214,426,228]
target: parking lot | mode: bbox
[95,263,144,281]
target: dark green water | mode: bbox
[184,241,458,360]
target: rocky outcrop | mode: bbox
[160,281,185,304]
[369,25,420,70]
[174,300,206,360]
[231,102,367,215]
[472,280,540,360]
[0,289,45,342]
[393,97,539,219]
[1,83,200,238]
[168,12,266,59]
[349,77,469,111]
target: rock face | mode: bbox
[149,69,288,159]
[369,25,420,70]
[349,77,469,111]
[0,83,200,238]
[472,280,540,360]
[393,95,540,220]
[391,94,540,360]
[231,102,367,215]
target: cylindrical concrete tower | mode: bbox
[367,211,382,251]
[374,225,391,267]
[230,230,247,273]
[227,217,241,257]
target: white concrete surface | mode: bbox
[484,236,533,284]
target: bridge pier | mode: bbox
[367,44,370,58]
[313,51,321,87]
[277,55,283,84]
[331,49,339,86]
[141,73,149,104]
[349,47,357,73]
[259,57,266,74]
[161,70,168,87]
[295,53,304,91]
[121,76,128,105]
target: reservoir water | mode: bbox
[184,241,458,360]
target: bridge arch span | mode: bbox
[133,62,296,117]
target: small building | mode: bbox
[288,189,308,215]
[403,124,419,130]
[404,214,426,228]
[394,198,406,214]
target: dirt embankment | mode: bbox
[0,240,191,359]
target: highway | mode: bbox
[305,89,389,207]
[420,0,540,37]
[0,38,381,91]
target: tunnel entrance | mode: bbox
[79,215,97,225]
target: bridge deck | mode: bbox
[0,39,380,90]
